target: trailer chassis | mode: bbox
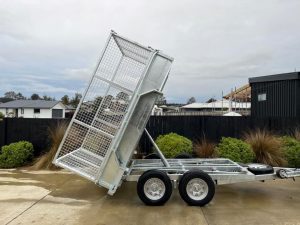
[119,129,300,206]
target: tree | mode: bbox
[15,92,26,100]
[42,95,54,101]
[4,91,25,100]
[70,93,82,107]
[0,97,13,103]
[4,91,17,99]
[187,97,196,104]
[31,93,41,100]
[206,98,217,103]
[61,95,70,105]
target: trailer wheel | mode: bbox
[137,170,172,206]
[276,169,288,179]
[179,170,215,206]
[174,153,193,159]
[247,163,274,175]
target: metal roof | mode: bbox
[249,72,300,83]
[0,100,62,109]
[182,100,251,109]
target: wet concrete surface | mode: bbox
[0,169,299,225]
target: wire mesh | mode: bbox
[55,33,152,181]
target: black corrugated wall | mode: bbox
[251,80,299,117]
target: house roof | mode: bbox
[182,100,251,109]
[0,100,62,109]
[249,72,300,83]
[65,105,76,110]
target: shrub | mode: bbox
[155,133,193,158]
[293,128,300,141]
[33,121,68,170]
[281,136,300,168]
[0,141,34,168]
[0,112,4,119]
[216,137,254,163]
[244,129,286,166]
[194,138,217,158]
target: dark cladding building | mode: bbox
[249,72,300,117]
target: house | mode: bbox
[0,100,66,118]
[249,72,300,117]
[181,100,251,115]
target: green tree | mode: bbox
[0,97,13,103]
[70,93,82,107]
[187,97,196,104]
[61,95,70,105]
[16,92,26,100]
[42,95,54,101]
[4,91,17,99]
[4,91,26,100]
[31,93,41,100]
[206,98,217,103]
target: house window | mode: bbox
[34,108,40,113]
[21,108,24,114]
[258,93,267,102]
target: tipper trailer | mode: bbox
[54,31,300,206]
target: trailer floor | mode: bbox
[1,169,300,225]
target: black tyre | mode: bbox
[137,170,172,206]
[179,170,215,206]
[174,153,193,159]
[144,153,160,159]
[247,163,274,175]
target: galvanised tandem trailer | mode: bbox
[54,31,300,206]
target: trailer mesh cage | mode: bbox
[54,32,173,186]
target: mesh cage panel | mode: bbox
[55,33,152,181]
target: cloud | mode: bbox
[0,0,300,102]
[62,68,93,80]
[0,74,78,99]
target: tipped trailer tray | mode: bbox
[54,31,300,206]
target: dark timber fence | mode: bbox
[0,116,299,155]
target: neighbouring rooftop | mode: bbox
[182,100,251,109]
[249,71,300,83]
[0,100,61,109]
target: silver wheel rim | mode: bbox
[144,178,166,200]
[279,169,287,178]
[186,178,208,201]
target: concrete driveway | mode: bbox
[0,169,299,225]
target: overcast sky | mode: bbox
[1,0,300,103]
